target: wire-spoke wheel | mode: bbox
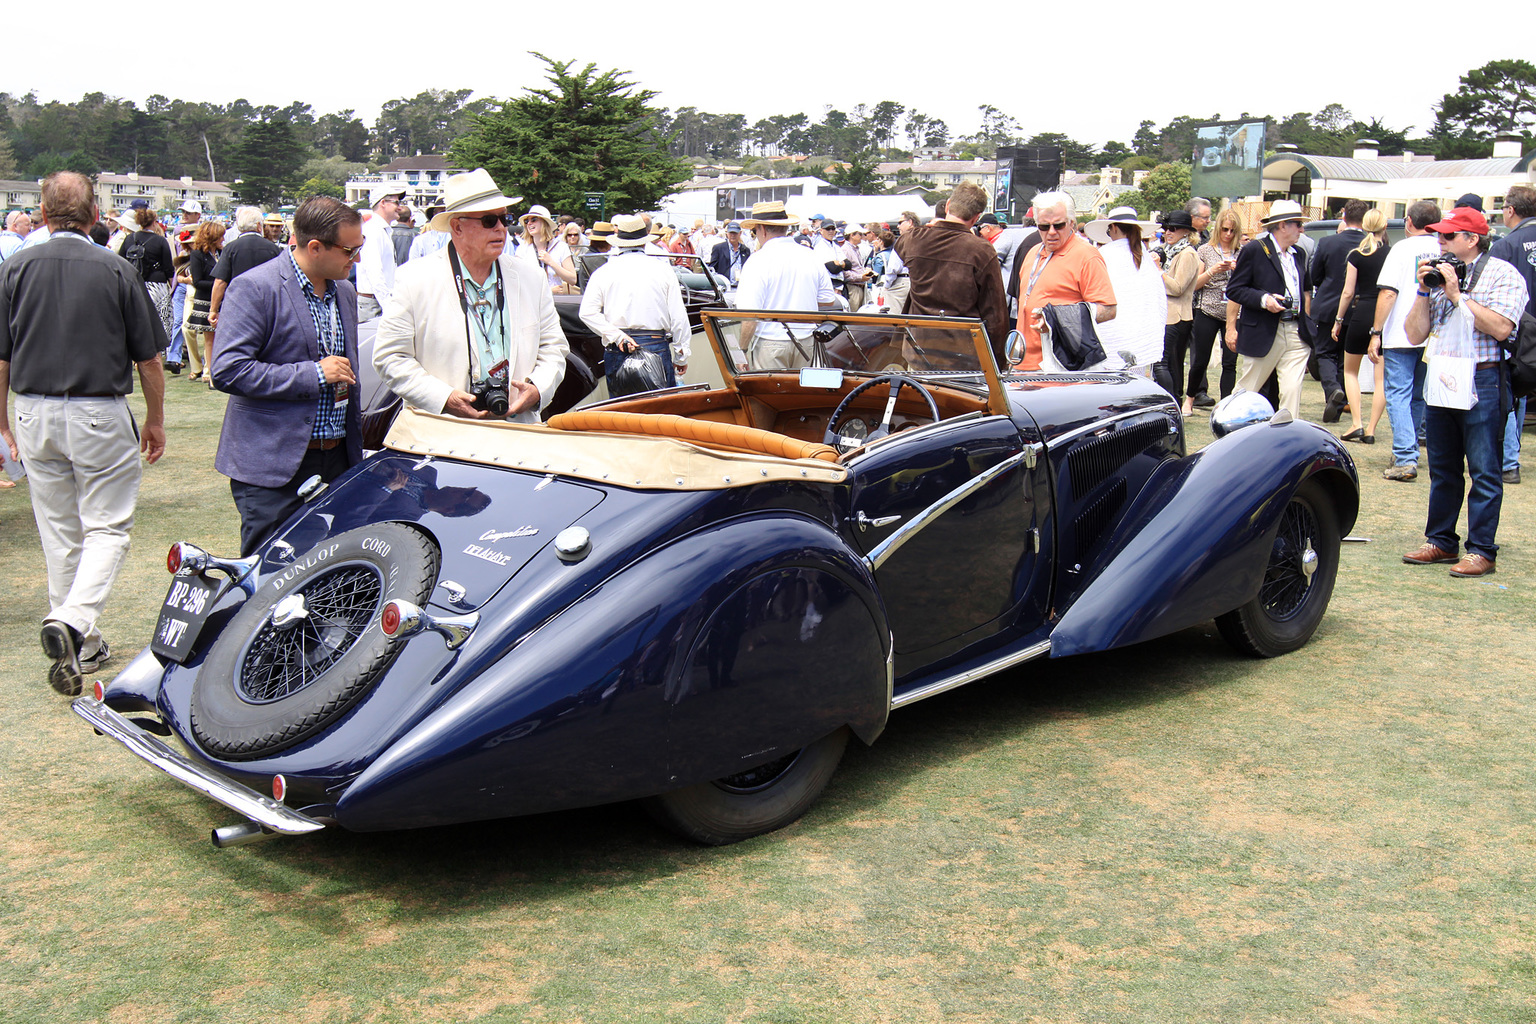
[1217,481,1340,658]
[191,523,439,761]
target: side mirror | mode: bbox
[1210,390,1275,438]
[297,474,327,502]
[1005,330,1025,367]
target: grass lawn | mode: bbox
[2,376,1533,1023]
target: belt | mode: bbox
[357,293,375,299]
[28,392,121,399]
[1279,312,1298,322]
[1476,360,1502,369]
[307,437,344,451]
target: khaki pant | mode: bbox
[1237,319,1310,419]
[13,394,142,655]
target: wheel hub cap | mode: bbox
[271,593,309,630]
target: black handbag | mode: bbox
[1040,301,1107,371]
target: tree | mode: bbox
[0,134,18,178]
[449,54,691,216]
[316,110,372,161]
[1139,162,1192,217]
[828,150,881,193]
[376,89,475,158]
[1026,132,1097,170]
[1114,188,1148,218]
[1132,120,1159,157]
[1435,59,1536,136]
[1099,140,1133,165]
[293,176,344,203]
[231,116,304,207]
[865,101,906,149]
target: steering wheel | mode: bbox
[823,374,940,449]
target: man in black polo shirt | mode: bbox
[208,206,283,330]
[0,171,167,696]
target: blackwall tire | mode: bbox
[643,728,849,845]
[189,523,439,761]
[1216,480,1340,658]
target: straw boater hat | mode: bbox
[428,169,523,231]
[264,212,284,227]
[520,204,557,237]
[588,221,616,241]
[741,201,800,229]
[1083,206,1157,245]
[610,214,652,248]
[1260,199,1306,227]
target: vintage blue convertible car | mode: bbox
[76,309,1358,848]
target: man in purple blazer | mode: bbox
[212,196,365,555]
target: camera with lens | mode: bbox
[1278,295,1295,310]
[1421,253,1468,290]
[1150,245,1167,264]
[469,365,511,417]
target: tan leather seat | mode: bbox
[548,410,840,463]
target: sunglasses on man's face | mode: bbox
[1038,220,1070,233]
[1439,231,1465,241]
[459,213,516,229]
[322,239,364,259]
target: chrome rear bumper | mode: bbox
[72,697,326,837]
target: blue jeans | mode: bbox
[1503,396,1526,471]
[166,282,187,363]
[1424,365,1506,560]
[603,331,677,396]
[1383,347,1427,466]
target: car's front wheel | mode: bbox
[643,728,849,845]
[1216,480,1340,657]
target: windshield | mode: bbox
[699,309,1009,415]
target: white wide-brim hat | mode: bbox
[1261,199,1306,227]
[1083,206,1158,245]
[520,204,557,237]
[428,169,524,231]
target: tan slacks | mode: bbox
[1237,319,1311,419]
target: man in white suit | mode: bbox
[373,169,566,422]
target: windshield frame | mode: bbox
[699,309,1009,416]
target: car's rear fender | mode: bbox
[333,514,890,831]
[1047,420,1357,657]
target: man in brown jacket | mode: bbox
[896,182,1009,365]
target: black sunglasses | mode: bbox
[457,212,516,229]
[1038,220,1070,233]
[1438,231,1465,241]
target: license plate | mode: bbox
[150,571,220,663]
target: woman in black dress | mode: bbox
[184,220,225,381]
[117,207,176,347]
[1332,209,1390,442]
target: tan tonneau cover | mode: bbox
[384,407,848,491]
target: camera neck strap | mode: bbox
[447,242,507,381]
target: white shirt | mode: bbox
[1377,234,1441,350]
[1095,238,1167,370]
[357,209,396,299]
[734,235,837,341]
[578,249,692,365]
[516,238,572,289]
[19,224,51,250]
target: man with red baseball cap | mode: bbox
[1400,205,1530,578]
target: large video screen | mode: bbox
[1191,119,1267,200]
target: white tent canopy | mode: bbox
[784,194,934,227]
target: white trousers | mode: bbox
[13,394,142,654]
[1237,319,1311,419]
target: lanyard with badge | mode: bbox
[1024,247,1053,302]
[447,243,508,382]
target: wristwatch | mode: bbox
[1369,329,1383,337]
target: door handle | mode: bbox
[855,511,902,533]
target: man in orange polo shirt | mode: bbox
[1015,191,1117,370]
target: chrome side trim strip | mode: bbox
[1044,405,1179,450]
[865,447,1036,571]
[890,639,1052,709]
[72,697,326,836]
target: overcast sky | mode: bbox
[6,1,1512,149]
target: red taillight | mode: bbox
[167,543,182,574]
[272,775,287,802]
[381,602,401,636]
[92,680,104,702]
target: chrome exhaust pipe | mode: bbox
[211,821,279,848]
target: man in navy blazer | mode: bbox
[707,220,751,285]
[1227,199,1314,418]
[212,196,365,555]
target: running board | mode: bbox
[72,697,326,837]
[891,640,1052,709]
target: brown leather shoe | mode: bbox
[1449,553,1496,578]
[1403,543,1459,565]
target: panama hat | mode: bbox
[588,221,616,241]
[610,214,653,248]
[1260,199,1306,227]
[1083,206,1157,245]
[741,201,801,229]
[428,169,523,231]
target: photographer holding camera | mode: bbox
[1401,206,1530,578]
[1226,200,1314,417]
[374,169,567,425]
